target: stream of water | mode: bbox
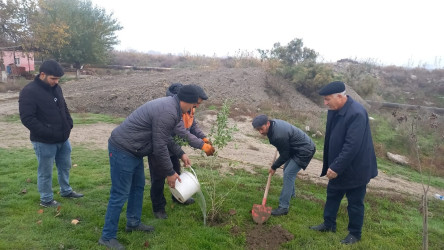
[195,190,207,226]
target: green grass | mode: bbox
[1,146,443,249]
[1,112,443,249]
[70,113,125,125]
[377,158,444,190]
[0,114,21,123]
[0,113,124,125]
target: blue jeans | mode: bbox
[101,142,145,241]
[279,159,301,209]
[323,185,367,239]
[32,140,73,203]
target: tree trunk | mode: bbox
[422,193,428,250]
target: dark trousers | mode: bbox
[148,155,181,212]
[323,184,367,239]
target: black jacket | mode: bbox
[321,96,378,189]
[268,119,316,170]
[19,75,73,143]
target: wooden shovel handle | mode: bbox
[262,172,272,206]
[262,150,278,206]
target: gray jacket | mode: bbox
[268,119,316,170]
[109,95,184,176]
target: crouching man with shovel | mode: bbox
[252,115,316,217]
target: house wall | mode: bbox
[1,51,35,72]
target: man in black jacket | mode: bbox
[19,59,83,208]
[252,115,316,216]
[310,81,378,245]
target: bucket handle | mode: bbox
[185,165,199,182]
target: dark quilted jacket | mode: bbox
[19,75,73,143]
[268,119,316,170]
[109,95,184,176]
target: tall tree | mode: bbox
[34,0,122,74]
[0,0,37,47]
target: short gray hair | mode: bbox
[337,90,346,97]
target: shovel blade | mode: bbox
[252,204,272,224]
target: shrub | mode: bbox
[203,100,239,224]
[289,62,335,103]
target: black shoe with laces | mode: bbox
[98,238,125,250]
[61,191,84,198]
[309,223,336,232]
[173,197,195,205]
[340,234,360,244]
[154,210,168,219]
[125,223,155,233]
[40,200,60,207]
[271,207,289,216]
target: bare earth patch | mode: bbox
[246,224,294,250]
[1,97,442,199]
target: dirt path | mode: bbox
[1,93,443,199]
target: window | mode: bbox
[14,58,20,65]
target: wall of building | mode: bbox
[1,51,35,72]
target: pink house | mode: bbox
[0,50,35,72]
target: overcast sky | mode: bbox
[91,0,443,68]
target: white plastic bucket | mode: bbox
[169,167,200,203]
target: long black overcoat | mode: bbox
[321,96,378,189]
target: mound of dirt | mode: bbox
[61,67,324,116]
[246,224,294,250]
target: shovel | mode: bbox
[251,172,273,224]
[252,150,278,224]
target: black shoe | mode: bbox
[173,197,195,205]
[154,210,168,219]
[125,223,155,233]
[340,234,360,244]
[98,238,125,250]
[271,207,289,216]
[309,223,336,232]
[40,200,60,207]
[61,191,84,198]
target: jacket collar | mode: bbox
[173,95,182,118]
[267,120,275,138]
[34,74,54,90]
[337,95,353,116]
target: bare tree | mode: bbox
[393,110,442,250]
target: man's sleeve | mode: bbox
[271,137,291,170]
[329,113,367,175]
[167,137,185,158]
[173,120,205,149]
[19,88,54,138]
[189,119,206,139]
[152,111,177,176]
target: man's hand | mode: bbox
[326,168,338,179]
[181,154,191,167]
[202,143,215,156]
[203,137,212,145]
[268,168,276,176]
[167,173,181,189]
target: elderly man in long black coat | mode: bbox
[310,81,378,245]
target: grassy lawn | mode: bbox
[1,112,443,249]
[1,145,443,249]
